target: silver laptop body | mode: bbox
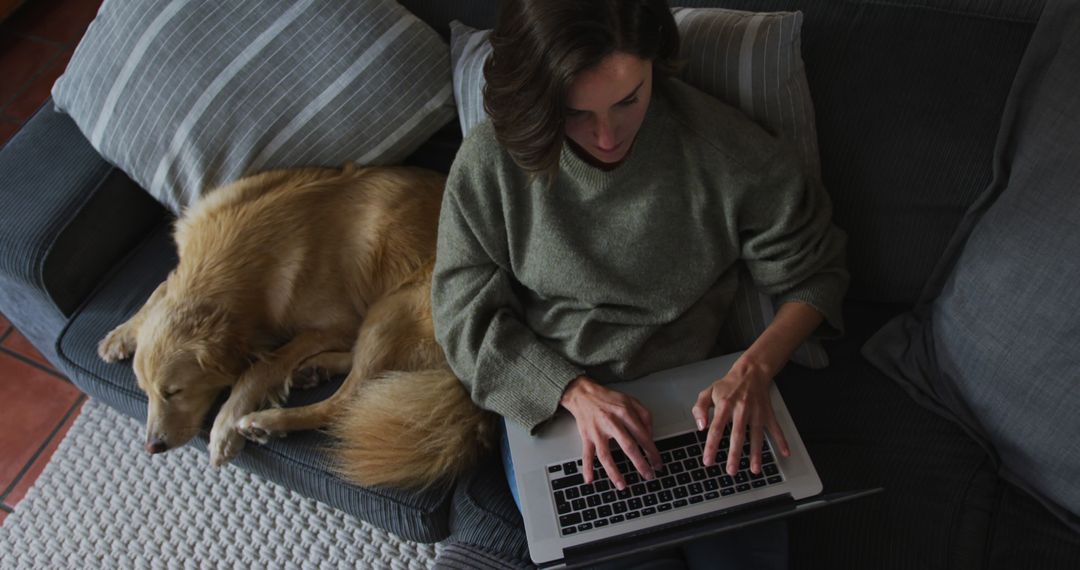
[506,351,823,566]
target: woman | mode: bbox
[432,0,847,567]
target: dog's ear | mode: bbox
[173,301,247,378]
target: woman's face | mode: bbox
[564,52,654,167]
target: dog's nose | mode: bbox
[145,439,169,454]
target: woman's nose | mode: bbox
[594,116,617,149]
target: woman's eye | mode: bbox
[618,97,639,107]
[565,109,584,118]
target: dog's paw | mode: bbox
[290,365,330,390]
[98,327,135,363]
[236,414,283,445]
[208,421,245,468]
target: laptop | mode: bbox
[505,351,880,568]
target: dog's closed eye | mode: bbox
[163,388,183,400]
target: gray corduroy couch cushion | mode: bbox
[864,0,1080,532]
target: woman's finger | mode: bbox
[596,435,627,490]
[703,397,732,467]
[612,423,654,484]
[691,387,713,431]
[766,412,791,458]
[631,401,663,471]
[581,439,596,485]
[749,409,765,475]
[726,403,748,477]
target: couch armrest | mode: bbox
[0,100,166,364]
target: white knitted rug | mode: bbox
[0,399,441,569]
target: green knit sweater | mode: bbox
[431,78,848,433]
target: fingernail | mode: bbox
[696,419,704,431]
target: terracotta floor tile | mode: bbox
[3,0,103,45]
[0,32,61,110]
[4,396,83,506]
[2,328,55,371]
[2,46,70,120]
[0,353,81,494]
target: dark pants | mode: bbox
[501,422,789,570]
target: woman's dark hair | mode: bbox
[483,0,680,181]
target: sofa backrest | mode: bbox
[400,0,1045,305]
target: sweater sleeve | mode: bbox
[739,146,850,338]
[431,140,584,434]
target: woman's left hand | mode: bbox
[691,361,791,477]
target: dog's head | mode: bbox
[134,299,245,454]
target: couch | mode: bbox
[2,0,1078,568]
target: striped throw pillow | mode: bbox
[449,10,831,368]
[52,0,456,213]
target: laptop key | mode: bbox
[674,499,688,508]
[651,479,667,492]
[767,476,783,485]
[705,491,720,500]
[706,465,723,477]
[626,511,641,520]
[672,449,687,461]
[689,495,704,504]
[643,494,659,506]
[704,479,719,491]
[562,526,577,535]
[736,484,751,493]
[735,472,749,484]
[750,471,765,480]
[587,495,602,508]
[642,507,657,516]
[762,452,774,464]
[657,432,699,451]
[583,509,597,521]
[578,522,592,531]
[565,486,580,500]
[601,491,616,503]
[563,462,578,475]
[684,458,701,471]
[617,488,633,500]
[613,501,628,514]
[721,488,736,496]
[572,498,586,511]
[658,503,673,512]
[580,483,596,496]
[719,475,734,488]
[553,474,583,491]
[625,472,641,485]
[752,479,767,488]
[673,487,689,499]
[598,505,613,518]
[557,502,571,515]
[658,490,673,503]
[610,514,625,524]
[632,483,647,496]
[676,473,692,486]
[628,498,643,510]
[560,513,582,527]
[691,469,707,482]
[764,464,779,476]
[661,452,673,464]
[595,480,611,493]
[549,464,562,474]
[688,482,704,495]
[594,519,609,528]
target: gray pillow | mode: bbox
[449,10,831,369]
[863,0,1080,530]
[52,0,456,213]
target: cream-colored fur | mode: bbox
[98,165,498,489]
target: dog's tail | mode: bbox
[329,367,499,490]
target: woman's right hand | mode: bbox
[559,375,663,490]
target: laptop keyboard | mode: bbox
[547,429,785,536]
